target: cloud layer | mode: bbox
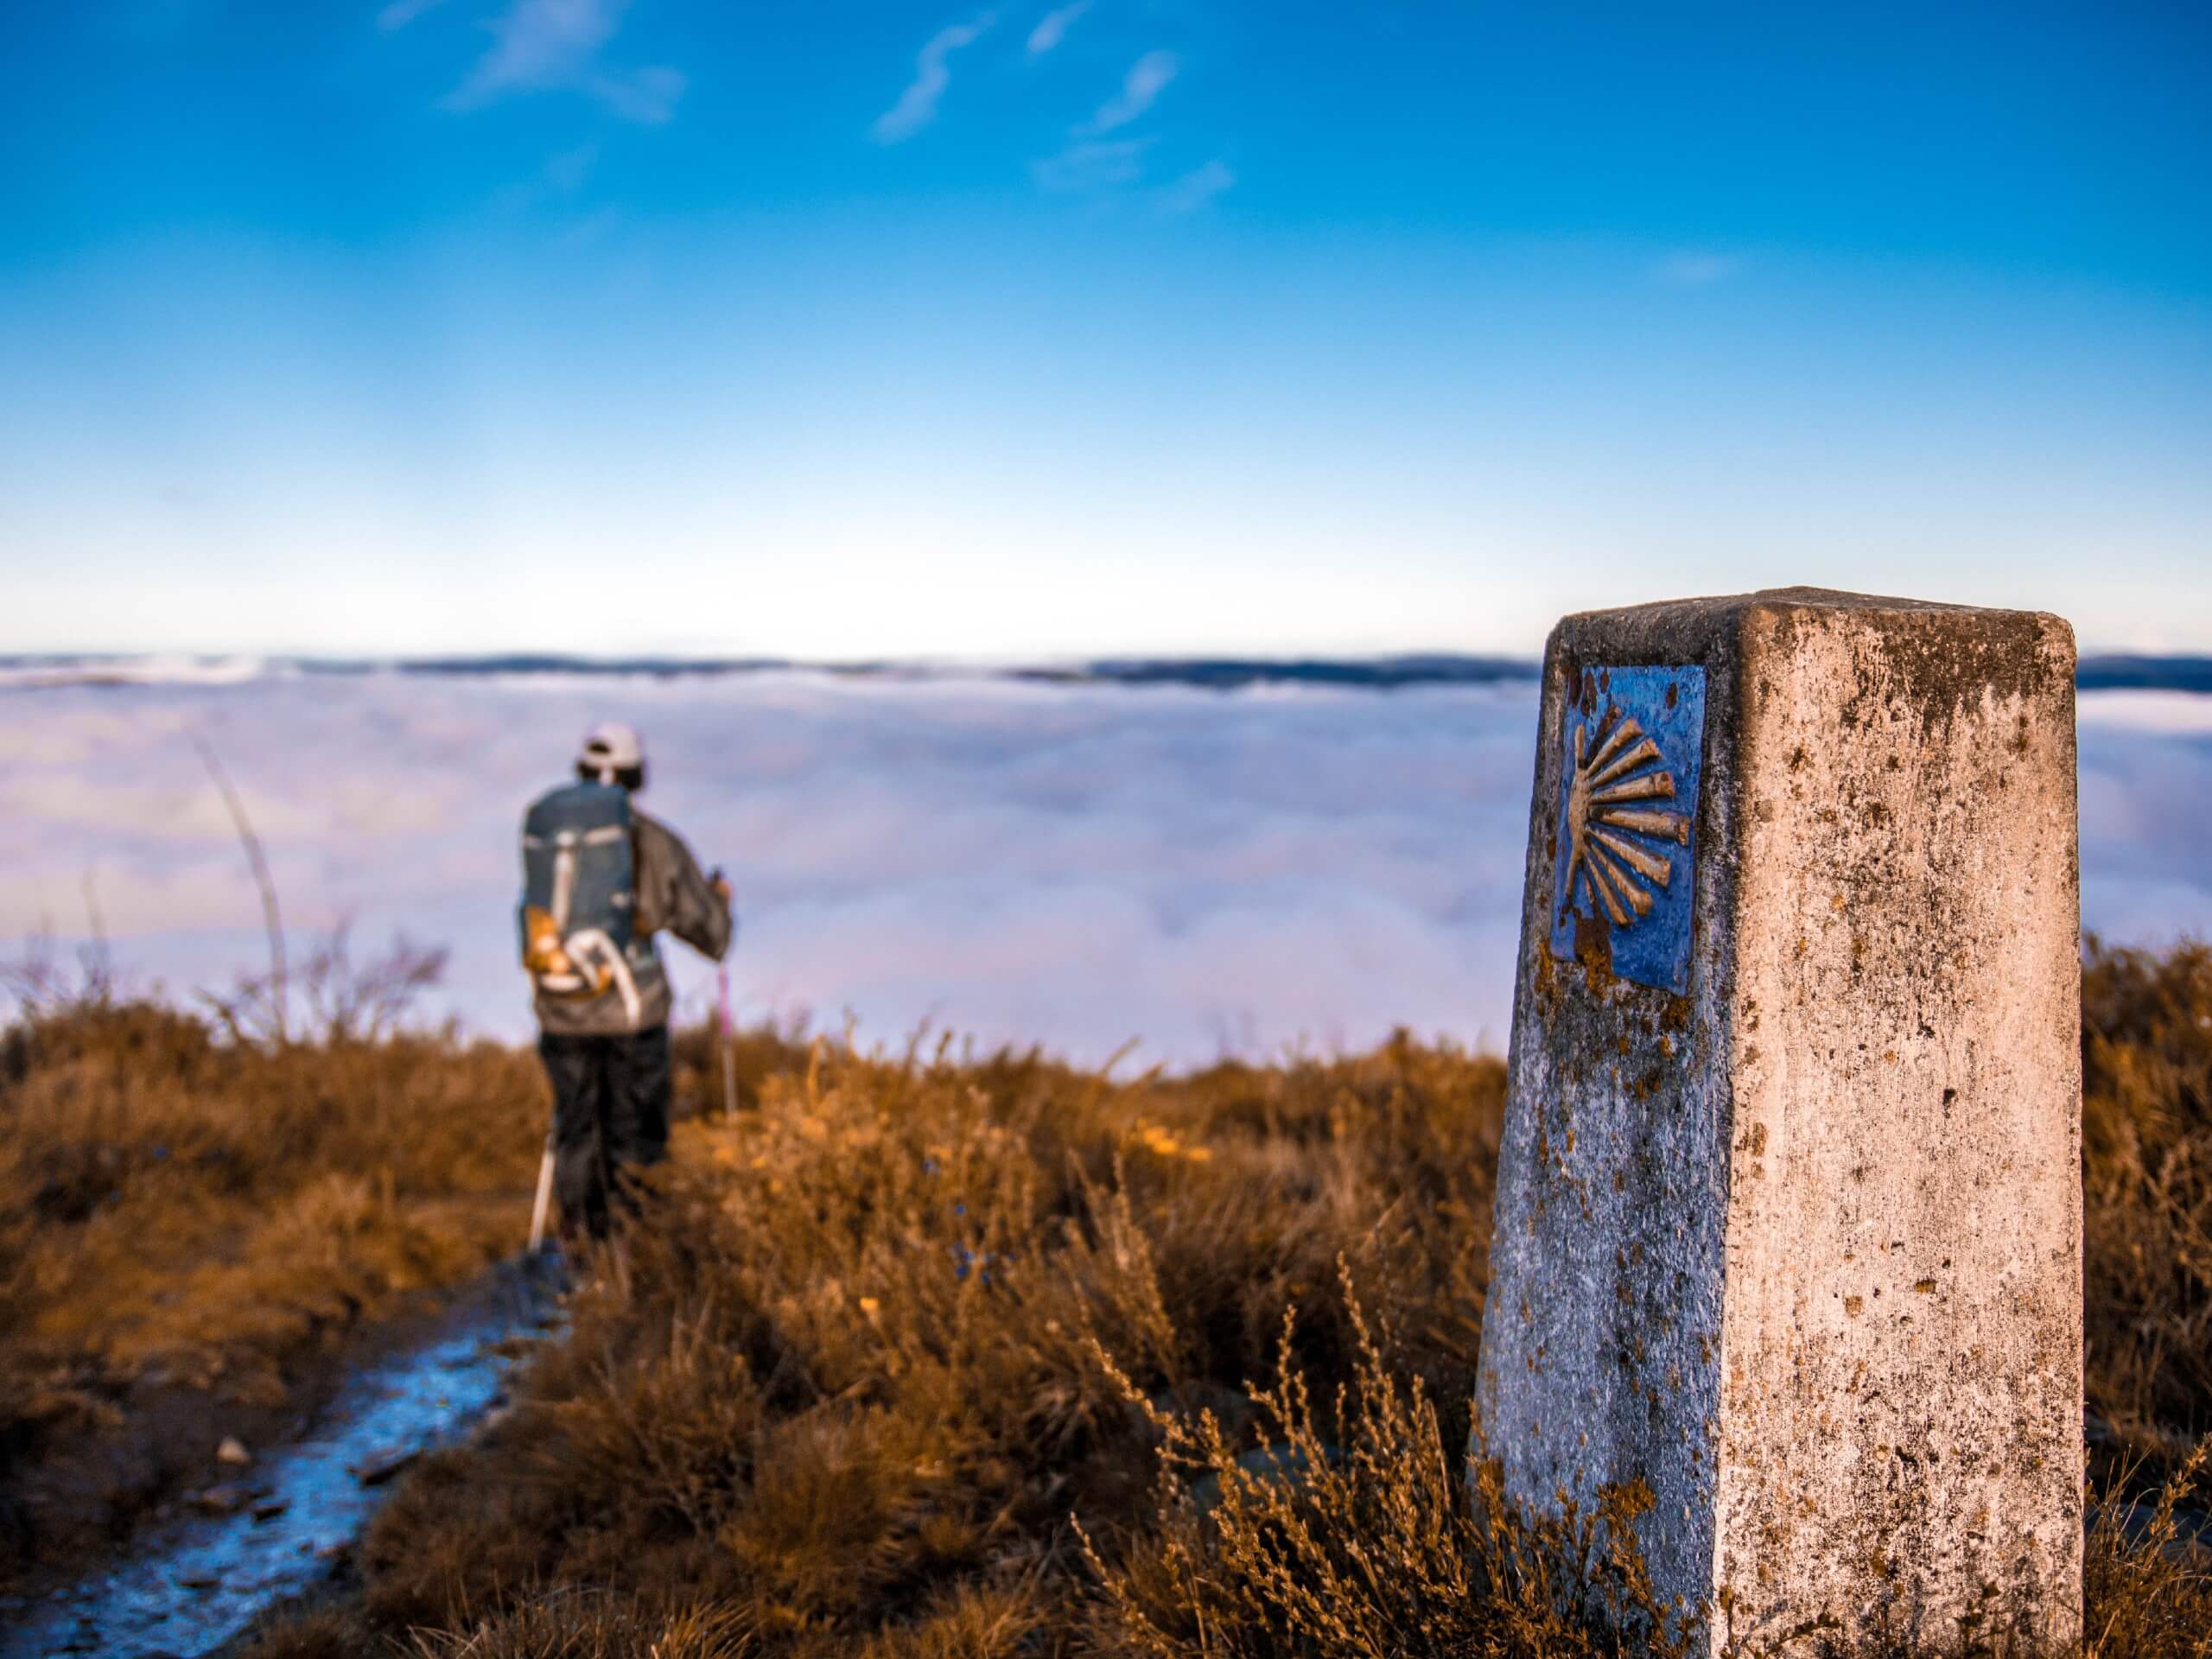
[6,675,2207,1068]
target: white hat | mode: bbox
[578,721,645,780]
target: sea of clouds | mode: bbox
[3,671,2208,1067]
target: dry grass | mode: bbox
[0,978,550,1577]
[239,944,2212,1658]
[9,939,2209,1655]
[2081,939,2212,1469]
[0,1001,544,1394]
[242,1029,1502,1657]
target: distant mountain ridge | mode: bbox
[5,652,2211,695]
[2074,656,2212,695]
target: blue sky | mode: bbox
[3,1,2208,657]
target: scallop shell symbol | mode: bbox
[1560,710,1691,930]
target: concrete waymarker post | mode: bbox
[1475,589,2082,1652]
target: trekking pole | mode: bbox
[716,963,738,1122]
[527,1130,556,1252]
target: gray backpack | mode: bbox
[518,783,659,1022]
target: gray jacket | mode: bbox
[533,808,733,1036]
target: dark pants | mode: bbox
[537,1025,672,1241]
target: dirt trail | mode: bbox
[0,1256,562,1659]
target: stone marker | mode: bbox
[1474,589,2082,1653]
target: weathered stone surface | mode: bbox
[1474,588,2082,1653]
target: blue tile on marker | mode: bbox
[1548,664,1707,994]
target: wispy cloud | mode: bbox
[1026,0,1090,56]
[376,0,449,31]
[1031,137,1151,193]
[1080,48,1176,134]
[441,0,685,124]
[1159,156,1233,213]
[1654,251,1742,288]
[872,13,996,144]
[444,0,620,107]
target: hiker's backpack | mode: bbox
[517,782,659,1023]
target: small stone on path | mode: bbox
[189,1483,261,1516]
[351,1447,419,1486]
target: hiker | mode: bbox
[518,721,732,1242]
